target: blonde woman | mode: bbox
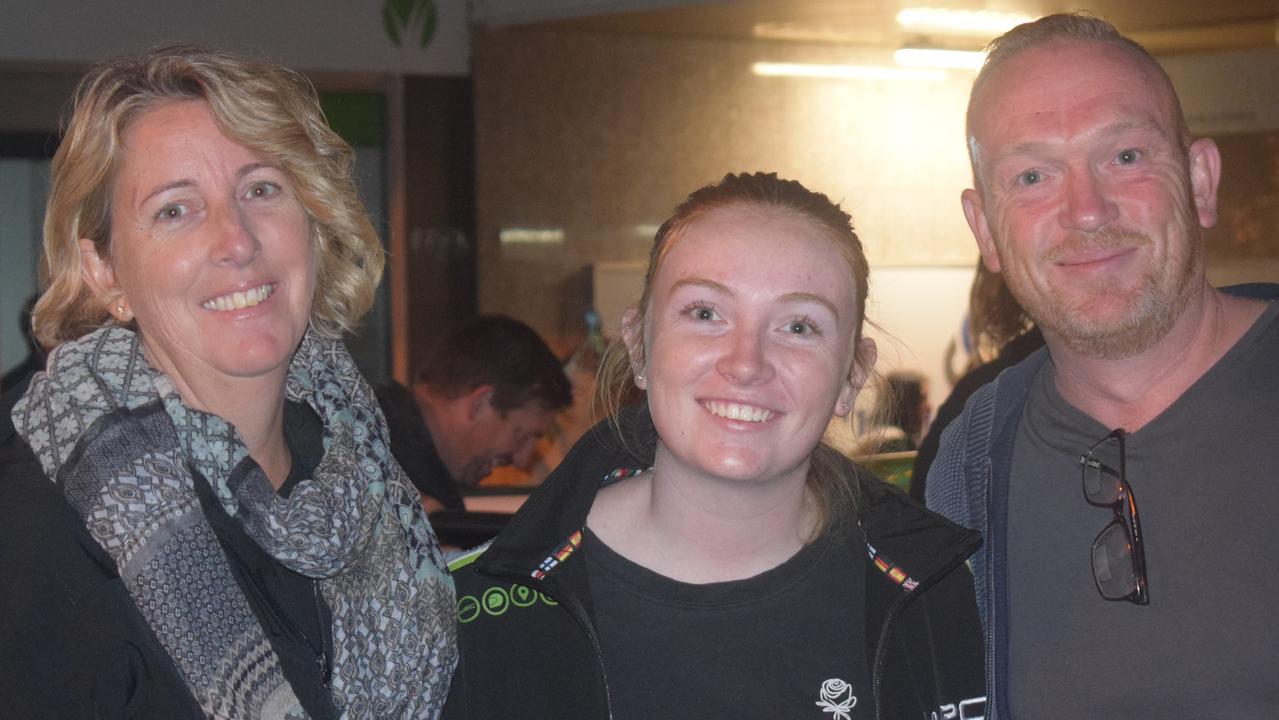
[0,47,455,719]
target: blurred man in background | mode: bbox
[377,314,572,511]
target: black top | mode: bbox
[192,401,337,719]
[0,378,336,719]
[375,380,466,510]
[586,526,871,720]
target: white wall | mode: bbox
[857,265,976,435]
[0,0,471,75]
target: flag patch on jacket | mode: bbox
[532,530,584,579]
[867,542,920,591]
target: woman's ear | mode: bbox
[621,307,646,389]
[79,237,131,321]
[834,337,877,417]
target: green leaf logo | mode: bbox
[383,0,437,48]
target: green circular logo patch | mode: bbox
[456,594,480,624]
[482,586,510,616]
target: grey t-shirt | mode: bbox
[1006,300,1279,718]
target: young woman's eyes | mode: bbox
[682,302,719,322]
[784,318,822,336]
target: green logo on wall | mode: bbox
[383,0,437,48]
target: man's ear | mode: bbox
[464,384,496,422]
[621,307,646,389]
[79,237,131,321]
[961,188,1002,273]
[1188,137,1222,230]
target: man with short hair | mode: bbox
[377,315,572,511]
[928,13,1279,718]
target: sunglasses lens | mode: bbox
[1092,520,1137,599]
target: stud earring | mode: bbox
[635,374,645,385]
[117,304,124,315]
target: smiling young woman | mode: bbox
[444,173,986,720]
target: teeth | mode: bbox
[203,283,275,311]
[704,401,773,423]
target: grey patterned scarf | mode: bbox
[12,326,457,719]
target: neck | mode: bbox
[587,447,815,583]
[1049,284,1265,430]
[146,351,293,489]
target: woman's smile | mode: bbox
[700,399,776,424]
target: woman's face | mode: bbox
[83,100,316,401]
[626,204,871,489]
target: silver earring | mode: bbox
[840,400,850,412]
[635,374,644,384]
[116,304,125,315]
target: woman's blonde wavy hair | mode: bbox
[35,45,383,348]
[595,172,875,537]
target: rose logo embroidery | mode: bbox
[815,678,857,719]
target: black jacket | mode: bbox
[444,407,986,720]
[0,379,335,720]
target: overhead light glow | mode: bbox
[896,8,1035,36]
[893,47,985,70]
[499,227,565,244]
[752,62,946,82]
[753,22,857,43]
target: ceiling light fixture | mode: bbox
[896,8,1036,37]
[752,61,946,82]
[499,227,565,244]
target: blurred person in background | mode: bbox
[444,172,985,719]
[0,46,455,719]
[910,265,1042,502]
[853,369,931,456]
[376,314,572,512]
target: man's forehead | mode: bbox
[977,41,1164,111]
[968,40,1178,164]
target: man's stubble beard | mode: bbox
[1003,226,1203,361]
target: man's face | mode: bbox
[452,400,555,488]
[961,40,1221,360]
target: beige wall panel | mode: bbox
[474,27,979,348]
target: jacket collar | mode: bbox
[477,404,980,591]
